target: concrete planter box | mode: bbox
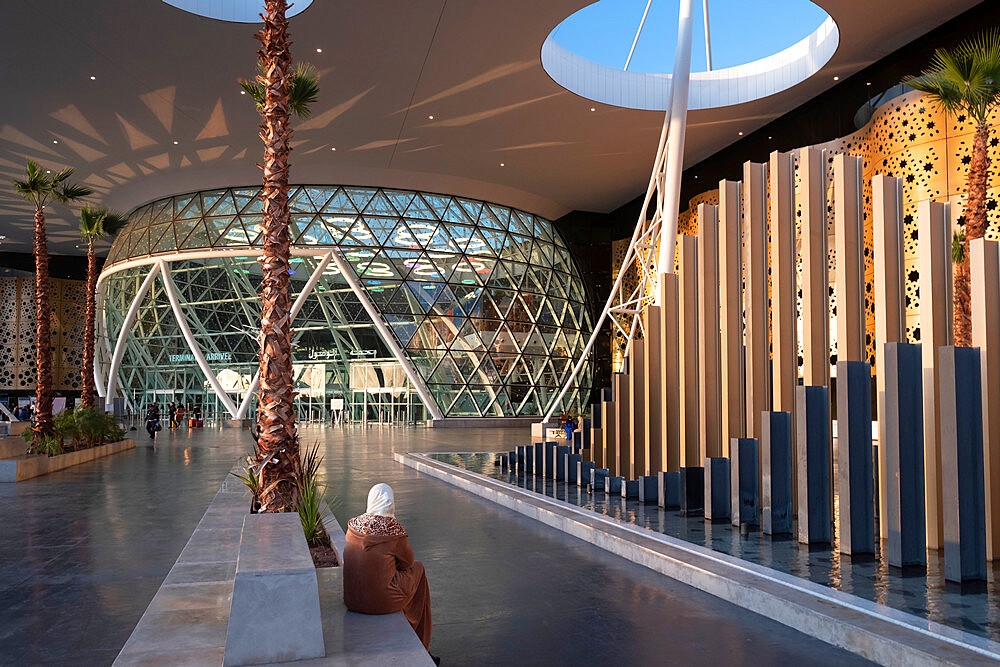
[0,438,136,482]
[0,437,26,459]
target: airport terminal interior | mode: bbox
[3,1,1000,665]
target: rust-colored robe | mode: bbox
[343,514,432,649]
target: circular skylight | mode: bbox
[160,0,314,23]
[542,0,838,110]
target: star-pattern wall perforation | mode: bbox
[0,277,86,391]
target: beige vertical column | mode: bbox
[872,174,906,540]
[660,275,682,471]
[833,154,866,363]
[679,235,701,467]
[770,150,797,509]
[719,180,744,454]
[629,346,646,479]
[919,200,952,551]
[643,304,662,475]
[743,162,769,440]
[800,147,829,387]
[698,204,722,461]
[600,396,614,472]
[971,238,1000,560]
[614,370,630,478]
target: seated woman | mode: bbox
[344,484,434,657]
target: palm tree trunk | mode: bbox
[34,208,54,438]
[81,239,97,410]
[954,121,991,347]
[255,0,298,513]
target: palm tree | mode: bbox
[904,29,1000,347]
[78,207,128,410]
[12,161,92,439]
[242,0,318,512]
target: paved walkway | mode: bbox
[0,424,870,666]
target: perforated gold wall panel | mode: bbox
[0,277,86,392]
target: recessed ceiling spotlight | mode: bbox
[499,162,505,167]
[694,175,698,179]
[316,48,323,53]
[866,81,872,86]
[738,131,743,136]
[428,115,434,120]
[46,170,51,174]
[89,75,96,81]
[173,140,179,145]
[833,76,839,81]
[768,136,773,140]
[590,107,596,112]
[240,90,246,95]
[330,147,336,151]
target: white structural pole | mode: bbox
[657,0,696,274]
[702,0,713,71]
[624,0,653,71]
[328,250,445,421]
[94,288,108,398]
[105,263,161,411]
[158,260,240,418]
[235,252,334,420]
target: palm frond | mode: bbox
[79,206,106,239]
[288,63,319,119]
[54,182,93,203]
[904,30,1000,123]
[102,211,129,236]
[50,167,75,186]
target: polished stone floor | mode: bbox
[0,424,869,665]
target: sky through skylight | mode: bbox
[551,0,829,73]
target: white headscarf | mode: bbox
[366,483,395,517]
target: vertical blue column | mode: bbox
[582,418,591,451]
[516,445,525,468]
[639,476,658,503]
[731,438,760,527]
[795,386,832,544]
[836,360,875,556]
[567,453,581,484]
[939,346,987,582]
[572,431,583,454]
[658,471,681,509]
[578,460,594,486]
[556,445,570,480]
[543,442,557,479]
[680,466,704,516]
[883,342,926,568]
[762,411,793,535]
[533,441,544,473]
[704,458,731,522]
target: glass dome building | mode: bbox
[96,185,594,422]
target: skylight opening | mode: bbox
[160,0,314,23]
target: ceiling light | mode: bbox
[768,136,773,139]
[833,76,839,81]
[46,170,51,174]
[89,75,96,81]
[499,162,505,167]
[866,82,872,86]
[240,90,246,95]
[428,115,434,120]
[590,107,596,112]
[738,131,743,136]
[316,48,323,53]
[693,175,698,179]
[52,140,58,144]
[173,140,179,144]
[330,147,336,151]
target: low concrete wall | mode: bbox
[0,438,136,483]
[0,437,26,459]
[398,451,1000,666]
[117,459,431,666]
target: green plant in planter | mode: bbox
[74,408,125,447]
[295,442,331,548]
[53,409,80,450]
[23,428,63,457]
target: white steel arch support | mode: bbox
[157,259,240,418]
[105,263,161,411]
[328,250,445,421]
[657,0,696,274]
[235,251,334,420]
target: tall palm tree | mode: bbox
[904,29,1000,347]
[78,207,128,410]
[242,0,318,512]
[12,161,92,439]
